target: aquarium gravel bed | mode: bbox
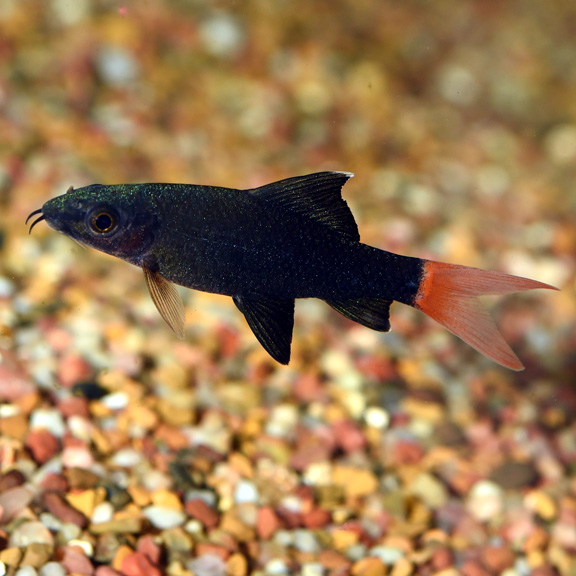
[1,2,575,575]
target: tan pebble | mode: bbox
[64,468,100,490]
[331,529,359,550]
[548,544,574,575]
[15,392,41,415]
[0,413,28,441]
[523,527,549,551]
[151,489,182,511]
[527,550,546,568]
[433,569,460,576]
[229,452,254,478]
[332,465,378,498]
[67,489,97,518]
[157,400,194,426]
[220,511,255,542]
[127,485,151,507]
[0,547,23,567]
[90,401,113,419]
[20,542,53,567]
[226,553,248,576]
[152,363,188,389]
[90,516,143,534]
[390,557,412,576]
[351,557,386,576]
[128,405,158,429]
[402,397,444,423]
[318,550,351,571]
[112,545,133,572]
[422,529,449,545]
[91,426,113,454]
[525,490,557,521]
[161,528,193,552]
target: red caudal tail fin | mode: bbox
[413,260,558,370]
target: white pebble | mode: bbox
[100,391,129,410]
[9,521,54,547]
[67,416,92,441]
[364,407,390,429]
[91,501,114,524]
[0,276,14,298]
[39,563,66,576]
[234,480,259,504]
[96,46,139,86]
[143,505,186,529]
[467,480,504,521]
[369,545,405,564]
[293,529,320,553]
[264,559,289,575]
[301,563,324,576]
[110,448,142,468]
[200,13,245,59]
[15,567,38,576]
[29,409,66,437]
[62,446,93,469]
[186,554,227,576]
[0,562,6,576]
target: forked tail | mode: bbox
[413,261,558,370]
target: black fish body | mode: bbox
[29,172,556,369]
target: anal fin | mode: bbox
[326,297,392,332]
[143,260,185,339]
[233,295,295,364]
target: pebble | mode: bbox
[42,492,88,528]
[491,460,539,489]
[234,480,259,504]
[185,499,220,530]
[91,502,115,524]
[20,543,53,568]
[121,551,162,576]
[15,567,38,576]
[524,490,557,521]
[9,521,54,547]
[29,409,66,437]
[369,546,405,565]
[110,449,143,468]
[142,505,186,530]
[466,480,504,522]
[186,554,228,576]
[408,472,449,509]
[332,466,378,498]
[264,559,289,575]
[293,530,320,553]
[60,546,94,576]
[38,563,66,576]
[0,486,34,523]
[25,429,60,464]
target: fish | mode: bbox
[27,172,557,369]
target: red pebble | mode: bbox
[257,507,280,540]
[431,547,454,570]
[481,546,515,573]
[26,429,60,464]
[43,492,88,528]
[95,568,123,576]
[137,534,162,565]
[185,499,220,530]
[461,560,492,576]
[41,473,69,492]
[61,546,94,575]
[58,396,90,418]
[194,543,229,561]
[303,507,331,529]
[121,551,163,576]
[332,420,366,453]
[393,440,425,465]
[57,353,93,388]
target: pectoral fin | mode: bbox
[143,261,185,339]
[326,297,392,332]
[233,295,295,364]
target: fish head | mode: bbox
[33,184,157,262]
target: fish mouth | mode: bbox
[26,208,46,234]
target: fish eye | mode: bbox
[89,210,118,234]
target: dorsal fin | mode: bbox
[250,172,359,241]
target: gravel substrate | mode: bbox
[1,2,575,575]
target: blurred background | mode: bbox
[0,1,575,574]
